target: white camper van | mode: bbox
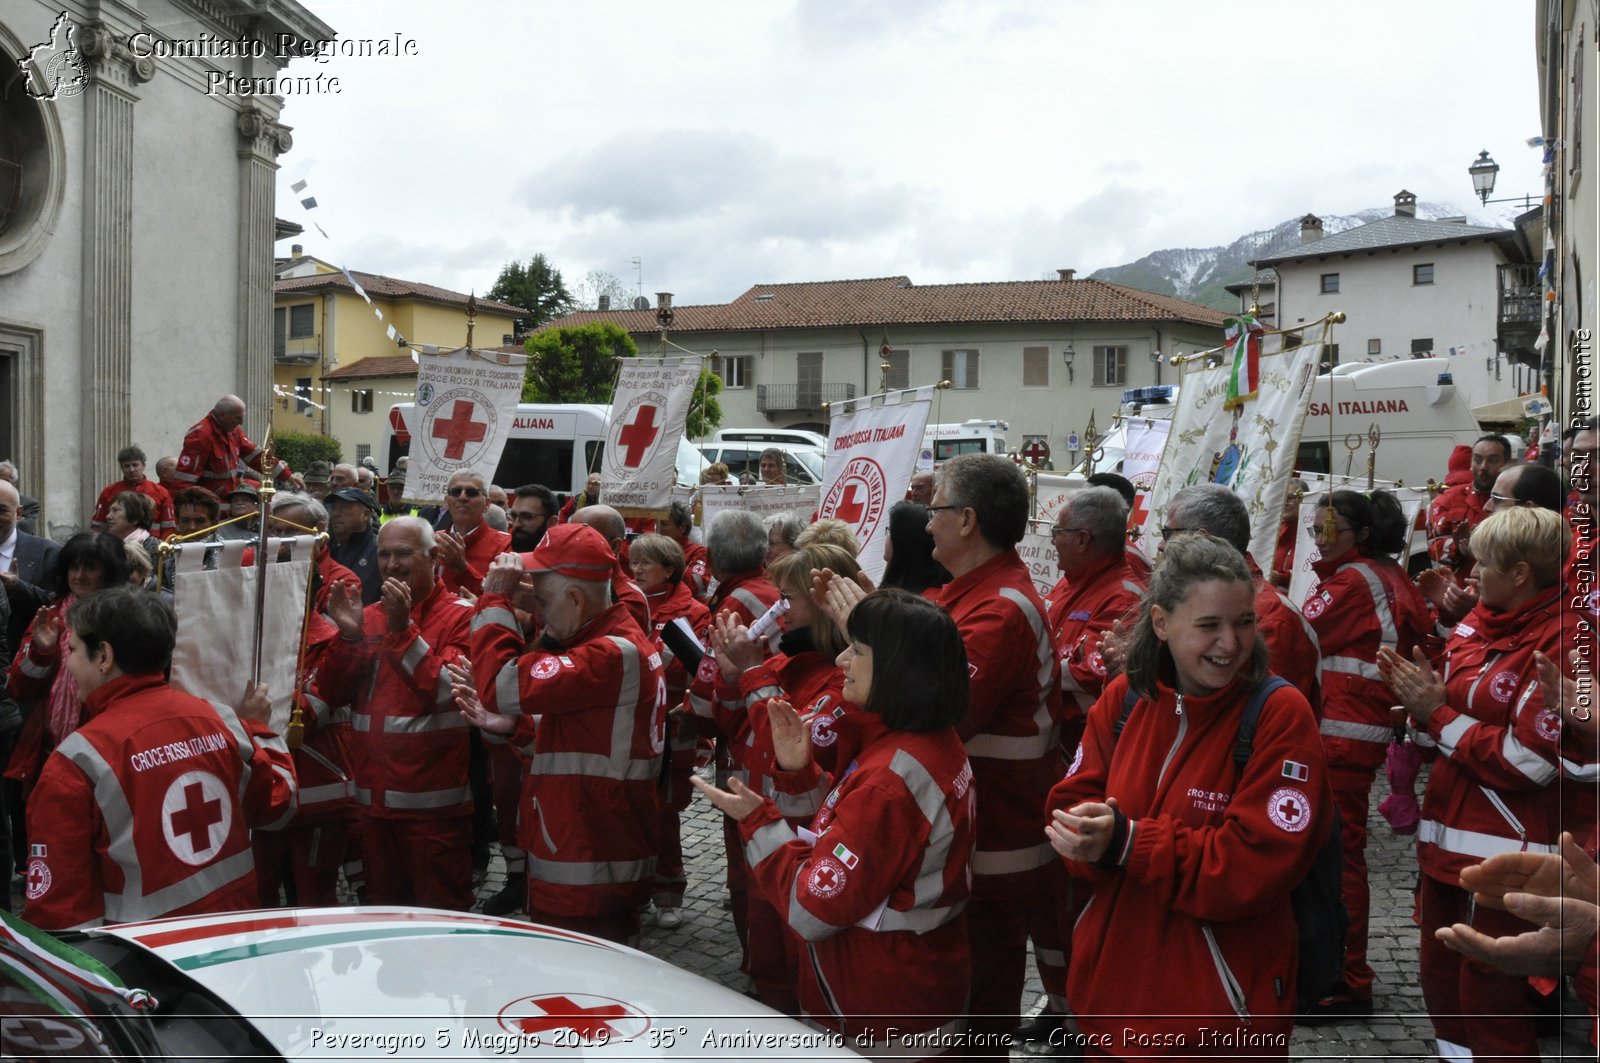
[917,419,1010,469]
[382,402,707,494]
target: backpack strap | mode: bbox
[1113,686,1139,740]
[1233,675,1293,771]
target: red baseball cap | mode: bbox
[518,522,615,577]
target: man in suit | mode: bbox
[0,478,57,650]
[0,463,40,536]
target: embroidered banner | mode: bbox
[603,356,702,516]
[821,387,934,583]
[407,348,526,502]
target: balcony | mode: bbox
[1496,263,1541,367]
[756,382,857,415]
[274,335,322,365]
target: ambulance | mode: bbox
[916,418,1010,469]
[383,402,707,494]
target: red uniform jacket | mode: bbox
[315,550,361,615]
[681,540,710,600]
[934,551,1062,879]
[1409,588,1567,885]
[90,478,176,539]
[610,557,651,634]
[1304,549,1430,775]
[438,521,512,597]
[24,673,297,929]
[646,581,711,782]
[277,613,356,827]
[1247,556,1321,707]
[472,597,666,917]
[1048,673,1330,1050]
[306,581,473,819]
[1045,556,1144,716]
[685,570,781,727]
[1427,482,1489,573]
[741,714,973,1047]
[172,413,289,498]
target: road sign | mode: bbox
[1065,432,1081,452]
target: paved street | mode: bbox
[470,765,1592,1061]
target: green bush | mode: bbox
[273,430,341,473]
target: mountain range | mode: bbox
[1090,200,1526,311]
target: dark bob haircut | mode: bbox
[1317,489,1410,557]
[67,587,178,676]
[51,532,132,598]
[845,587,967,731]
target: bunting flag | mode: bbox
[821,386,934,583]
[1222,313,1265,409]
[287,177,410,353]
[0,909,157,1013]
[602,356,703,517]
[1141,327,1326,569]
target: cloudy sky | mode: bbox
[274,0,1547,307]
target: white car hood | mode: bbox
[94,908,860,1059]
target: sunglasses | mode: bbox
[446,487,482,498]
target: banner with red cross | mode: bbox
[408,347,528,503]
[602,356,703,517]
[820,386,933,583]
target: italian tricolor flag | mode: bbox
[1223,313,1265,409]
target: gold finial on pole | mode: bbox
[465,292,478,349]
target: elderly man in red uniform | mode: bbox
[925,453,1063,1047]
[435,470,512,596]
[569,504,651,632]
[24,589,296,928]
[172,394,300,498]
[308,517,475,910]
[90,445,176,539]
[1426,433,1514,574]
[464,523,667,944]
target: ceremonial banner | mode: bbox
[821,387,933,583]
[407,348,526,502]
[1034,474,1076,523]
[1286,472,1429,609]
[168,536,315,736]
[1142,330,1326,569]
[1121,418,1173,564]
[699,483,821,530]
[603,356,703,516]
[1019,522,1060,600]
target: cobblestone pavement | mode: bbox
[467,767,1591,1061]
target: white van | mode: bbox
[917,419,1010,469]
[383,402,707,494]
[712,427,828,449]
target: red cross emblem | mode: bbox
[1021,438,1050,465]
[161,771,232,864]
[498,993,650,1042]
[431,399,488,461]
[23,858,49,900]
[1267,786,1310,833]
[805,855,848,897]
[0,1015,85,1052]
[616,404,661,468]
[821,457,887,543]
[1128,492,1151,539]
[833,483,867,525]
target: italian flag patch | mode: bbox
[832,843,859,869]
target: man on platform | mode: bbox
[90,446,175,539]
[310,518,475,910]
[464,524,666,943]
[172,395,300,498]
[435,470,511,597]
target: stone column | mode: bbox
[75,22,153,515]
[237,107,293,436]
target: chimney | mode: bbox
[1299,214,1323,243]
[597,294,610,311]
[1394,190,1417,218]
[1057,269,1076,282]
[291,243,303,257]
[656,292,673,310]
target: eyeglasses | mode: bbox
[1160,526,1191,541]
[926,504,961,514]
[1488,492,1520,506]
[446,487,482,498]
[1051,526,1087,539]
[1313,523,1355,540]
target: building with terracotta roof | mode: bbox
[272,248,525,458]
[540,271,1226,463]
[1252,193,1535,409]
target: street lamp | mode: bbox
[1468,150,1499,204]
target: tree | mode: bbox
[273,429,341,472]
[521,322,638,403]
[487,254,574,332]
[572,269,636,311]
[686,369,723,439]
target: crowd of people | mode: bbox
[0,390,1595,1061]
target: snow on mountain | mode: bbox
[1091,200,1523,311]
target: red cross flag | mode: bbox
[409,347,527,502]
[602,356,702,517]
[820,386,932,583]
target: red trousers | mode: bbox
[252,820,350,907]
[362,814,473,911]
[966,864,1056,1042]
[1419,873,1539,1062]
[529,905,639,946]
[1330,764,1377,995]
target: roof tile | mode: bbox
[1253,215,1514,266]
[276,270,527,317]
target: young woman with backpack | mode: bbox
[1046,534,1331,1058]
